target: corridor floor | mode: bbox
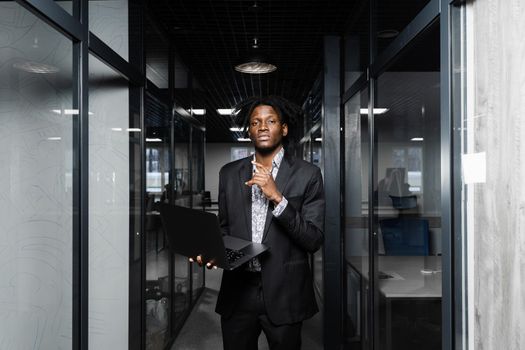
[171,269,323,350]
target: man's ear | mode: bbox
[282,123,288,137]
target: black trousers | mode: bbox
[221,271,302,350]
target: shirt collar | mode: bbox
[252,146,285,171]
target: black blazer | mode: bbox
[215,153,325,325]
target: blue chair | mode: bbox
[389,195,418,209]
[379,217,430,256]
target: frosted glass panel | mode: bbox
[0,2,73,348]
[55,0,73,15]
[89,0,129,60]
[88,55,129,349]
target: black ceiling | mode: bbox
[146,0,361,142]
[145,0,434,142]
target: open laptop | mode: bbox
[158,203,269,270]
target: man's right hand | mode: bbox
[188,254,218,269]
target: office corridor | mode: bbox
[172,270,323,350]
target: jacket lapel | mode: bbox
[262,154,294,242]
[239,158,253,241]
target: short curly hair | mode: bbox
[232,95,302,133]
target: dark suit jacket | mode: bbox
[215,152,325,325]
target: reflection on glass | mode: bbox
[145,18,168,88]
[89,0,129,60]
[344,87,370,348]
[374,22,441,350]
[173,253,190,329]
[89,54,130,348]
[312,128,322,169]
[191,127,205,301]
[173,115,191,207]
[0,3,73,347]
[172,114,191,330]
[144,93,171,350]
[310,127,323,298]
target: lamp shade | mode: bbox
[234,52,276,74]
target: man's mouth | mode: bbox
[257,135,270,141]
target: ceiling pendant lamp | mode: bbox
[235,37,277,74]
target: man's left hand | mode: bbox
[245,161,283,205]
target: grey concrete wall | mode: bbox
[466,1,525,349]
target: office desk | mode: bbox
[347,256,442,350]
[347,256,442,296]
[377,256,441,298]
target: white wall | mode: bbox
[466,1,525,349]
[205,143,254,200]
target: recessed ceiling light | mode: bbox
[47,137,62,141]
[411,137,424,142]
[51,109,93,115]
[13,61,60,74]
[111,128,123,131]
[218,109,235,115]
[127,128,142,132]
[360,108,389,115]
[146,138,163,142]
[237,137,251,142]
[378,29,400,39]
[188,108,206,115]
[315,138,322,142]
[64,109,79,115]
[230,127,244,132]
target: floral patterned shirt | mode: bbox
[247,147,288,271]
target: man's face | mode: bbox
[248,105,288,153]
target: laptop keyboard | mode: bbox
[225,248,245,263]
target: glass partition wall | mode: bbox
[0,3,74,347]
[190,127,205,302]
[1,1,205,348]
[341,1,449,349]
[0,0,145,348]
[145,92,172,349]
[344,87,370,349]
[172,113,191,332]
[144,92,206,348]
[88,54,132,349]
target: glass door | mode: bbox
[372,21,442,350]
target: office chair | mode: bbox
[379,217,430,255]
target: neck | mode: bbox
[255,145,283,168]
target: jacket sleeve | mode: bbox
[218,168,230,236]
[273,167,325,252]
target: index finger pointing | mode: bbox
[251,161,270,174]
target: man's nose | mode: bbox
[258,121,270,130]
